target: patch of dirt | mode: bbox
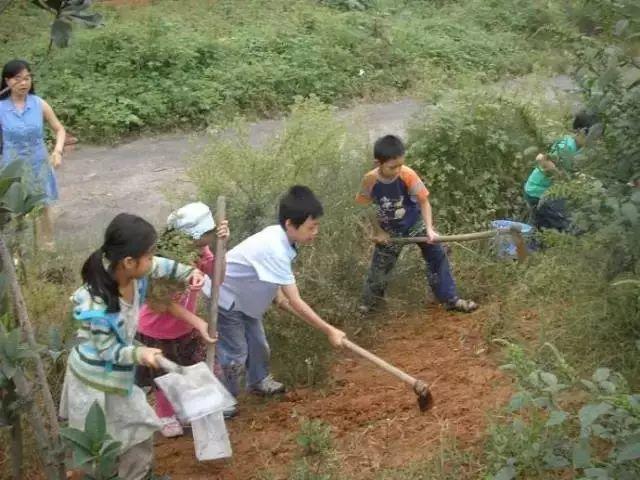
[155,307,513,479]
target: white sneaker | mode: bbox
[249,375,285,396]
[159,416,184,438]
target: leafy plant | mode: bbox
[189,97,368,386]
[487,343,640,480]
[30,0,103,49]
[60,401,121,480]
[406,89,562,232]
[3,0,569,142]
[291,418,337,480]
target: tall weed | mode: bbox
[189,98,371,386]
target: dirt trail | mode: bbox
[53,74,576,248]
[155,307,512,479]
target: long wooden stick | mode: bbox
[342,339,422,389]
[388,229,506,244]
[387,227,528,262]
[206,196,226,369]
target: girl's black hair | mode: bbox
[1,59,34,100]
[82,213,157,313]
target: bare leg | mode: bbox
[38,206,55,251]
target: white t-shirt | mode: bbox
[218,225,297,319]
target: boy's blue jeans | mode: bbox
[216,305,270,397]
[362,220,458,308]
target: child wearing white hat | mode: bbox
[136,202,229,438]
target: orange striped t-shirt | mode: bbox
[355,165,429,232]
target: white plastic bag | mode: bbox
[191,412,232,461]
[154,362,236,422]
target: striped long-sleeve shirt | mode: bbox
[67,256,194,396]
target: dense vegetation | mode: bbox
[0,0,639,479]
[3,0,570,142]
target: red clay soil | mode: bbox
[155,307,513,479]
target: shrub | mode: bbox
[406,86,566,232]
[189,97,370,386]
[486,343,640,480]
[1,0,574,143]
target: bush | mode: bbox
[486,343,640,480]
[406,86,566,232]
[189,97,371,386]
[1,0,574,143]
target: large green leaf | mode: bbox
[494,465,516,480]
[573,439,592,468]
[84,401,107,447]
[60,426,93,453]
[0,178,18,198]
[546,410,568,427]
[3,182,25,213]
[617,442,640,462]
[579,403,612,430]
[0,161,26,180]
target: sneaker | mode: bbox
[445,298,478,313]
[249,375,285,396]
[223,406,238,419]
[159,416,184,438]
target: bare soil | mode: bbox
[155,307,512,479]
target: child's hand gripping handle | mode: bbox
[156,355,183,374]
[207,196,226,369]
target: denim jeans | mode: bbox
[216,305,270,397]
[362,220,458,308]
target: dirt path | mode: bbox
[154,307,512,479]
[52,74,576,248]
[53,99,421,247]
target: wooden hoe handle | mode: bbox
[207,196,226,369]
[341,338,420,388]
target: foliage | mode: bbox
[60,401,121,480]
[190,97,369,386]
[29,0,103,49]
[406,88,564,232]
[0,0,573,142]
[0,160,46,227]
[486,342,640,480]
[290,418,338,480]
[0,324,41,427]
[143,229,199,312]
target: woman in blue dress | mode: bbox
[0,59,66,249]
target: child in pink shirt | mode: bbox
[136,202,229,438]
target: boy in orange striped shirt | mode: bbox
[356,135,477,314]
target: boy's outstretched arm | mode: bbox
[418,197,438,243]
[279,284,346,347]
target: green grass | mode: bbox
[1,0,573,143]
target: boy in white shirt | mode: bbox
[217,186,346,411]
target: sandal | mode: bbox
[445,298,478,313]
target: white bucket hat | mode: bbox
[167,202,215,240]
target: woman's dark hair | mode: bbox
[82,213,157,313]
[1,59,34,100]
[278,185,324,229]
